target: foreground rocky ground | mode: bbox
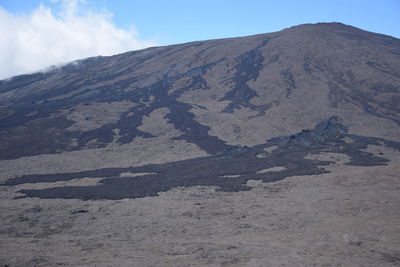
[0,144,399,266]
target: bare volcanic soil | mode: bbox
[0,22,400,266]
[1,142,400,266]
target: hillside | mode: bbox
[0,23,400,266]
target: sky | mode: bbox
[0,0,399,80]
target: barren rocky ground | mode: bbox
[1,145,399,266]
[0,22,400,266]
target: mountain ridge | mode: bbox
[0,22,399,161]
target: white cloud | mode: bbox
[0,0,157,80]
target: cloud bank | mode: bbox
[0,0,157,80]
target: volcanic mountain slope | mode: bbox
[0,23,400,266]
[1,22,399,163]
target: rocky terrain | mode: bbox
[0,22,399,266]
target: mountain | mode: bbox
[1,22,399,161]
[1,23,400,266]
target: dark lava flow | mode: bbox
[0,38,273,159]
[3,117,399,200]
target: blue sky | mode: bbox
[2,0,400,43]
[111,0,400,43]
[0,0,399,79]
